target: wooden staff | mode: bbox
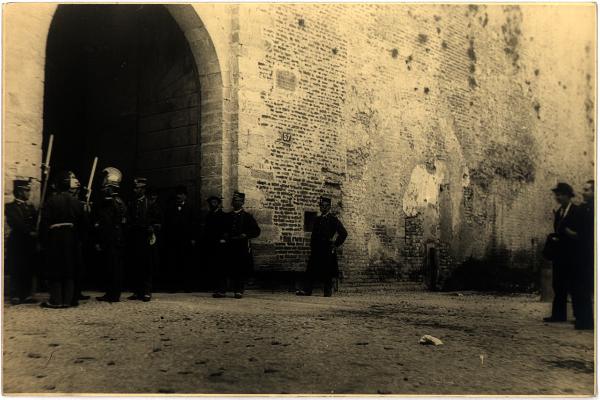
[35,134,54,232]
[85,156,98,207]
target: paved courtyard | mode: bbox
[2,289,595,395]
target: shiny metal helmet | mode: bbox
[101,167,122,188]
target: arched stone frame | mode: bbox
[3,4,233,209]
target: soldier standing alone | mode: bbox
[213,191,260,299]
[5,179,38,305]
[297,196,348,297]
[94,167,128,303]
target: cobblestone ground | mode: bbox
[2,289,595,395]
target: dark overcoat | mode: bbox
[307,213,348,279]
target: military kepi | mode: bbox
[13,178,32,191]
[233,191,245,201]
[207,195,223,203]
[319,196,332,205]
[551,182,574,197]
[133,177,147,188]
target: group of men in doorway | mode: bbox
[5,166,348,308]
[544,181,595,331]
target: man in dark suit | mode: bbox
[297,196,348,297]
[544,183,580,322]
[572,180,594,330]
[5,179,38,305]
[163,185,195,292]
[213,191,260,299]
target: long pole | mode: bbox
[35,134,54,232]
[85,156,98,207]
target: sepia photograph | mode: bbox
[1,1,597,396]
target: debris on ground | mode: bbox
[419,335,443,346]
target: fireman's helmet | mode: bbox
[102,167,122,188]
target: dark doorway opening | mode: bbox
[44,4,201,204]
[43,4,204,291]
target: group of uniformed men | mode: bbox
[5,166,348,307]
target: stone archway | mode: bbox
[3,4,229,208]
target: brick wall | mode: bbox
[235,4,596,285]
[3,4,595,287]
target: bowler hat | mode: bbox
[551,182,575,197]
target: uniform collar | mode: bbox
[14,198,26,204]
[233,208,244,214]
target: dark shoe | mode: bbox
[40,302,63,309]
[10,298,21,305]
[70,301,80,307]
[21,297,38,304]
[234,292,243,299]
[212,292,226,298]
[96,295,119,303]
[78,294,91,301]
[324,292,333,298]
[543,316,566,323]
[142,295,152,302]
[296,290,311,296]
[127,294,141,301]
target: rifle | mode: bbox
[35,134,54,233]
[85,156,98,209]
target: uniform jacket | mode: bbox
[224,209,261,272]
[128,196,162,233]
[93,194,128,248]
[5,199,37,257]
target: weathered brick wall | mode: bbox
[235,4,596,284]
[3,4,595,287]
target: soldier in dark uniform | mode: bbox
[5,179,38,305]
[213,191,260,299]
[544,183,580,322]
[297,196,348,297]
[163,185,195,292]
[572,180,594,330]
[205,195,226,291]
[68,176,91,306]
[94,167,128,303]
[127,178,160,302]
[40,171,85,308]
